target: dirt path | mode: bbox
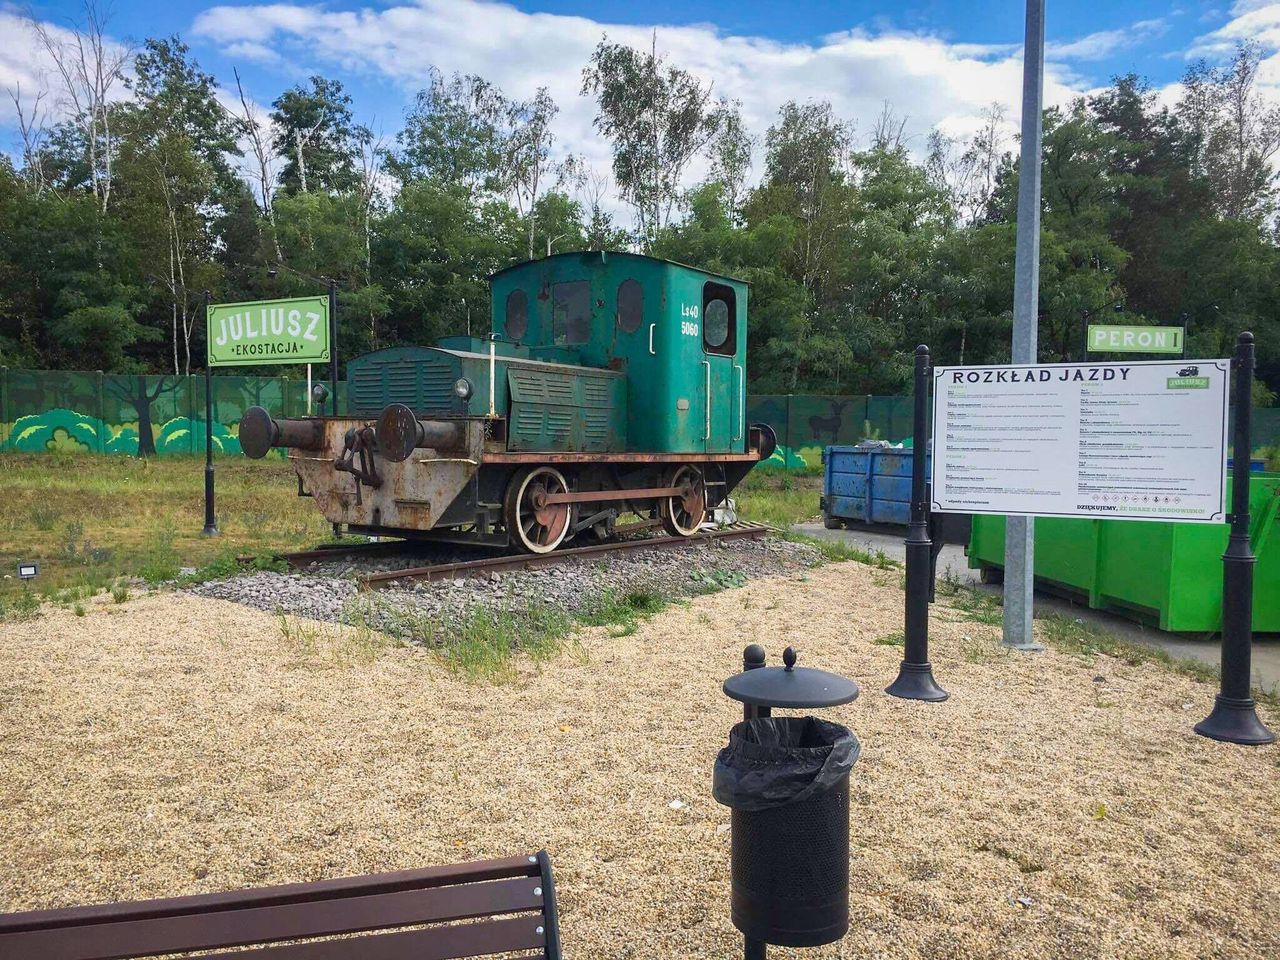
[1,562,1276,959]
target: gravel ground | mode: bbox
[1,561,1278,960]
[188,536,823,642]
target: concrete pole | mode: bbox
[1004,0,1046,651]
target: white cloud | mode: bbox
[0,8,134,136]
[0,11,63,125]
[1046,18,1168,61]
[1187,2,1280,96]
[1190,2,1280,57]
[191,0,1086,186]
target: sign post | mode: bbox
[205,294,333,534]
[328,278,340,416]
[886,345,948,702]
[1006,0,1047,651]
[1195,333,1275,745]
[202,291,218,536]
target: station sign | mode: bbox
[1087,324,1184,354]
[207,296,330,367]
[931,359,1229,523]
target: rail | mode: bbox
[268,523,770,590]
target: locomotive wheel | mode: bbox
[504,466,572,554]
[660,464,707,537]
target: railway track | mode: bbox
[274,522,771,590]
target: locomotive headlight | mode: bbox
[453,377,473,399]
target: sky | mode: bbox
[2,0,1277,192]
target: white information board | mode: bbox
[931,359,1229,523]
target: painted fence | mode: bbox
[0,367,323,457]
[745,394,917,468]
[2,368,1277,468]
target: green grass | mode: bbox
[938,582,1005,626]
[1259,444,1280,472]
[780,530,898,568]
[275,609,393,668]
[0,452,329,599]
[578,586,672,637]
[689,567,747,592]
[733,470,822,528]
[179,550,288,586]
[0,588,41,622]
[1033,611,1255,698]
[734,470,904,573]
[872,631,905,647]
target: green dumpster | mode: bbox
[967,471,1280,632]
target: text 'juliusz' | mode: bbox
[213,308,323,346]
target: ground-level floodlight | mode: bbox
[1195,332,1275,745]
[886,344,948,702]
[17,562,38,580]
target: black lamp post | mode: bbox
[1195,332,1275,745]
[202,290,218,537]
[886,344,948,701]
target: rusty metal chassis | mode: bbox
[292,412,761,547]
[343,454,750,547]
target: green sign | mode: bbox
[207,296,329,367]
[1087,324,1183,354]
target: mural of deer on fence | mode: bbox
[809,399,851,444]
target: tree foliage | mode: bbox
[1,22,1278,402]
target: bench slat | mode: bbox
[0,877,544,960]
[199,915,546,960]
[0,854,539,934]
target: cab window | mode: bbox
[617,278,643,333]
[552,281,591,345]
[702,282,736,356]
[504,289,528,341]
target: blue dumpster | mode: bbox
[820,445,921,529]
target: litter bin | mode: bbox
[716,646,859,956]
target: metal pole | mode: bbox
[202,292,219,537]
[1,365,9,450]
[328,278,339,416]
[1195,333,1274,745]
[740,644,768,960]
[1003,0,1047,652]
[886,345,948,701]
[327,278,343,541]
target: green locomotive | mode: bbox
[240,251,775,552]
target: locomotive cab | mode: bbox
[241,252,772,552]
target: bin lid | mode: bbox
[723,647,859,709]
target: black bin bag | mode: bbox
[713,716,859,948]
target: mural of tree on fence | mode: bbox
[0,367,315,456]
[107,375,181,456]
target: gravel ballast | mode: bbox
[1,560,1277,959]
[188,536,823,641]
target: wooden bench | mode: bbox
[0,850,562,959]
